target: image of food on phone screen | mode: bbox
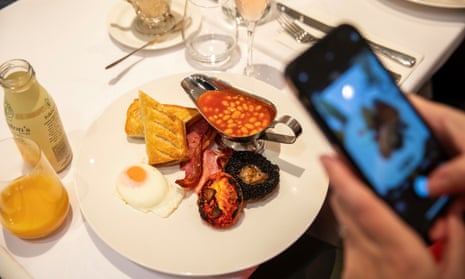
[300,34,448,234]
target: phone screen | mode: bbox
[286,25,450,241]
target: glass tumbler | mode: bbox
[0,137,70,239]
[182,0,238,67]
[131,0,176,35]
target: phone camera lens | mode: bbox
[350,32,360,42]
[298,72,309,83]
[325,52,334,61]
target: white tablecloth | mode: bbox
[0,0,464,278]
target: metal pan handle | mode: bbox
[259,115,302,144]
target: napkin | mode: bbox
[0,246,33,279]
[253,3,424,88]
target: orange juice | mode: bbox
[0,172,69,239]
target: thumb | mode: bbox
[428,156,465,196]
[440,214,465,278]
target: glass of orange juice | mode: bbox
[0,137,70,239]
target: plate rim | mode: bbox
[402,0,465,8]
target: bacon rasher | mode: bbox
[175,118,220,190]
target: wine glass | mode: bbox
[235,0,270,77]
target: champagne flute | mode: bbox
[235,0,270,76]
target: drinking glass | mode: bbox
[234,0,270,76]
[0,137,70,239]
[183,0,238,68]
[131,0,175,35]
[221,0,271,26]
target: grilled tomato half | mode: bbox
[198,172,244,228]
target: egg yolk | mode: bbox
[126,166,147,183]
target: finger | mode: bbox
[408,94,465,153]
[329,194,387,279]
[321,155,423,247]
[449,196,465,214]
[329,192,392,262]
[428,156,465,196]
[329,193,366,245]
[441,214,465,278]
[408,94,463,133]
[331,192,438,279]
[430,217,447,241]
[430,197,465,240]
[340,241,382,279]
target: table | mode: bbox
[0,0,464,278]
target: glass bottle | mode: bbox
[0,59,72,173]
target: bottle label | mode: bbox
[4,95,72,172]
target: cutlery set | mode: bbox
[277,14,316,44]
[277,12,403,83]
[275,2,414,84]
[276,2,417,69]
[106,1,415,84]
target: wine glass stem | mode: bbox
[244,21,257,76]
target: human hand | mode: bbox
[408,95,465,196]
[409,95,465,277]
[321,154,439,279]
[320,95,465,279]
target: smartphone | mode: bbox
[285,24,451,243]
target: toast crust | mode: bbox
[125,92,200,138]
[137,92,191,166]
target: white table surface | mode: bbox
[0,0,464,278]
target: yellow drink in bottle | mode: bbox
[1,59,73,173]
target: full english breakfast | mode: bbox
[117,77,300,228]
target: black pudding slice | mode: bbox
[224,151,280,201]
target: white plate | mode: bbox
[107,0,200,50]
[74,72,330,276]
[403,0,465,8]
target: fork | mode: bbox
[277,14,317,44]
[276,13,402,84]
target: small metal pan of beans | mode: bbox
[181,74,302,152]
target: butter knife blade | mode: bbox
[276,2,332,34]
[276,2,417,68]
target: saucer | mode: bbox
[107,0,199,50]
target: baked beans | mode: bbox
[197,89,276,137]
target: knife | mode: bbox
[276,2,417,68]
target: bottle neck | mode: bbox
[0,59,37,93]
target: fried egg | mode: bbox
[116,163,184,217]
